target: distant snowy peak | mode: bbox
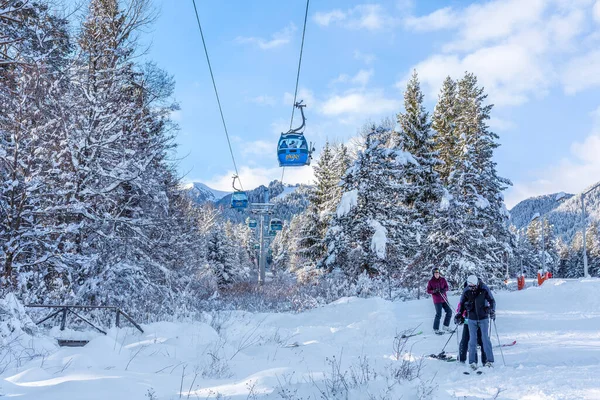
[510,192,574,230]
[272,185,298,201]
[509,181,600,241]
[185,182,230,204]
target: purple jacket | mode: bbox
[427,277,449,304]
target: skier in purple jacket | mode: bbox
[426,267,452,334]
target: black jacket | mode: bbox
[458,280,495,321]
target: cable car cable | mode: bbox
[281,0,310,184]
[191,0,244,191]
[288,0,310,131]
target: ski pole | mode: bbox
[441,292,454,311]
[440,292,455,329]
[492,319,506,366]
[439,325,458,355]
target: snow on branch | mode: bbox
[336,189,358,218]
[368,219,387,259]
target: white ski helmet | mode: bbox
[467,275,478,286]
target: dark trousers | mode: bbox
[433,302,452,330]
[459,323,487,364]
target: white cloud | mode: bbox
[403,7,459,32]
[283,88,316,109]
[594,0,600,22]
[235,23,297,50]
[330,73,350,85]
[314,4,399,31]
[330,69,373,86]
[505,107,600,208]
[563,50,600,94]
[320,90,398,117]
[248,95,277,106]
[400,0,600,106]
[353,50,376,64]
[314,10,346,26]
[443,0,547,53]
[351,69,373,86]
[241,140,274,157]
[206,165,315,192]
[488,117,515,131]
[405,47,550,107]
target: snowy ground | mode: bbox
[2,279,600,399]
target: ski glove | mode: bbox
[489,309,496,320]
[454,314,464,325]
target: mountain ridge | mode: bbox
[509,182,600,241]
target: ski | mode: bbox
[428,352,457,362]
[401,331,423,339]
[495,340,516,348]
[463,370,483,375]
[429,355,457,362]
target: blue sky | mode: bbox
[139,0,600,208]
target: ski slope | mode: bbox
[2,279,600,399]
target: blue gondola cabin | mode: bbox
[270,218,283,231]
[278,134,310,167]
[231,191,248,209]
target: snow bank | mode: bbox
[3,280,600,399]
[0,294,57,374]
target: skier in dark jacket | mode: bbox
[426,268,452,334]
[454,281,487,365]
[458,275,495,369]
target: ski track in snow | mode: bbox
[2,279,600,399]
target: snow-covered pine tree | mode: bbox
[432,76,459,186]
[0,1,71,296]
[55,0,191,313]
[271,217,293,276]
[585,222,600,277]
[566,232,585,278]
[525,218,558,275]
[296,142,338,268]
[450,72,513,283]
[323,127,418,281]
[555,236,570,278]
[395,71,444,287]
[206,226,231,286]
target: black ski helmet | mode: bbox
[432,267,441,275]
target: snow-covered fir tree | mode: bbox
[394,71,444,288]
[423,73,513,285]
[296,142,347,273]
[323,127,419,281]
[432,76,459,186]
[525,218,558,274]
[0,1,71,296]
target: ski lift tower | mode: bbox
[249,188,275,285]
